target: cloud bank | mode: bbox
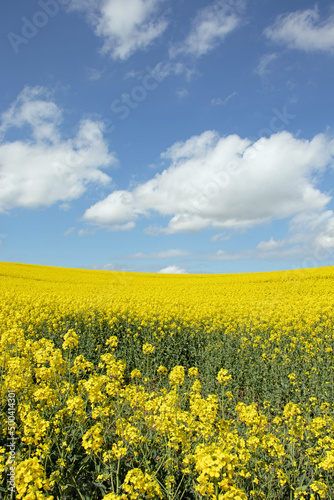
[83,130,334,234]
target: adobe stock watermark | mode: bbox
[8,0,70,54]
[52,65,165,180]
[7,390,17,496]
[102,66,165,134]
[258,106,296,138]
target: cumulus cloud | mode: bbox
[67,0,168,60]
[169,0,242,58]
[83,129,334,235]
[0,87,116,212]
[264,5,334,53]
[158,265,187,274]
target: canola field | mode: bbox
[1,261,334,500]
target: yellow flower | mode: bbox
[142,343,155,354]
[191,379,202,393]
[103,494,128,500]
[157,365,168,375]
[283,402,301,419]
[169,365,185,386]
[319,450,334,470]
[122,468,162,499]
[16,457,51,499]
[71,354,94,374]
[66,396,86,418]
[82,423,104,454]
[225,391,233,401]
[217,368,232,384]
[131,369,141,379]
[62,329,79,350]
[188,367,199,378]
[111,441,127,459]
[106,335,118,348]
[310,481,328,499]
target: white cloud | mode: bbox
[264,5,334,53]
[59,203,71,211]
[64,227,75,236]
[150,61,195,81]
[129,249,191,259]
[210,245,304,262]
[170,1,242,59]
[83,130,334,235]
[83,190,144,229]
[161,130,219,162]
[212,249,240,261]
[211,91,238,106]
[68,0,168,60]
[108,222,136,231]
[288,210,334,256]
[211,232,230,242]
[85,66,104,81]
[209,210,334,266]
[176,89,189,99]
[0,86,61,143]
[211,98,224,106]
[78,228,98,236]
[158,265,186,274]
[0,87,117,212]
[256,237,282,251]
[255,53,278,78]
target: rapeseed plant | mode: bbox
[1,262,334,498]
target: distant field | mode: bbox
[1,262,334,499]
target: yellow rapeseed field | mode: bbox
[1,262,334,499]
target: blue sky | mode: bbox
[1,0,334,274]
